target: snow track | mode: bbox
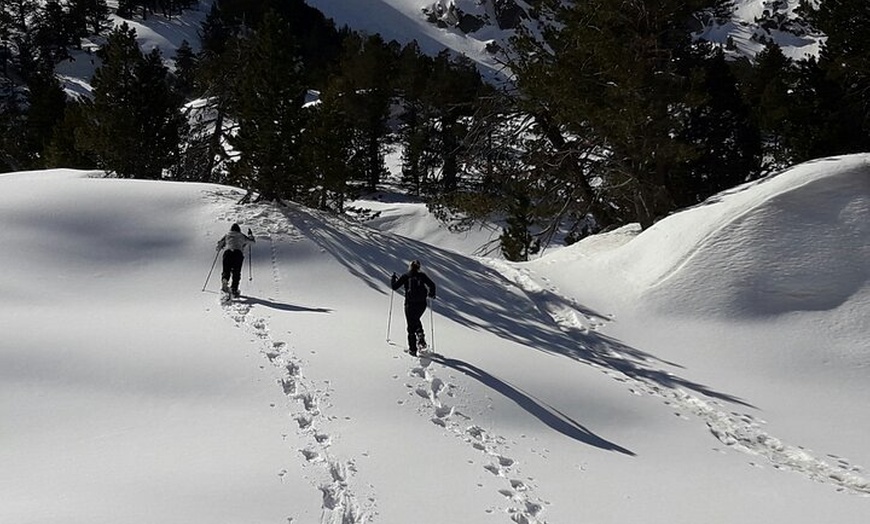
[401,353,551,523]
[217,200,375,523]
[224,298,372,522]
[486,260,870,496]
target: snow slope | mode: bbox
[1,156,868,523]
[306,0,823,79]
[305,0,510,75]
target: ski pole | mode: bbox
[428,297,435,352]
[247,229,254,281]
[386,288,395,342]
[202,250,220,292]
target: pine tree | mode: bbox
[795,0,870,156]
[199,2,231,56]
[423,51,483,194]
[675,46,762,205]
[335,34,396,191]
[301,85,360,212]
[227,10,307,200]
[78,23,184,178]
[45,100,96,169]
[34,0,74,65]
[500,191,540,262]
[0,78,25,171]
[68,0,110,39]
[396,42,437,194]
[173,39,197,98]
[22,70,67,168]
[744,42,796,168]
[1,0,40,80]
[512,0,735,229]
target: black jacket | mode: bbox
[391,270,436,303]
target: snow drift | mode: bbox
[613,155,870,319]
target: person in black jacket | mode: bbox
[390,260,436,355]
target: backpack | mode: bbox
[405,272,428,302]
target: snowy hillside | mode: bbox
[306,0,822,78]
[1,155,868,523]
[46,0,823,99]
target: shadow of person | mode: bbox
[429,354,635,456]
[242,296,332,314]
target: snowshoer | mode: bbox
[390,260,436,356]
[216,223,255,297]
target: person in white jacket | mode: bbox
[216,223,255,296]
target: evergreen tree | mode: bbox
[0,78,25,171]
[783,56,858,161]
[227,11,307,200]
[301,85,361,212]
[423,51,483,193]
[22,70,68,168]
[743,42,796,168]
[78,23,184,178]
[335,34,396,191]
[395,42,438,195]
[675,46,762,205]
[69,0,111,37]
[1,0,40,81]
[45,100,96,169]
[173,39,197,98]
[34,0,74,65]
[795,0,870,156]
[512,0,737,229]
[199,2,232,56]
[500,191,540,262]
[179,13,246,183]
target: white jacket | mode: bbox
[217,230,255,252]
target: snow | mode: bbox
[4,2,868,522]
[1,154,869,523]
[56,0,213,98]
[305,0,514,80]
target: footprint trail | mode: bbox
[401,354,550,523]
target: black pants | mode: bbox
[405,300,427,349]
[221,249,244,291]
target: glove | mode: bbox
[390,273,397,285]
[248,228,253,235]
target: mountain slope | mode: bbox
[2,157,868,522]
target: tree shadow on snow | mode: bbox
[283,205,755,427]
[430,355,635,456]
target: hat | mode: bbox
[409,260,421,271]
[230,223,241,232]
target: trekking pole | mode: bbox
[246,228,255,282]
[386,288,395,342]
[248,243,253,281]
[202,250,220,292]
[428,298,435,352]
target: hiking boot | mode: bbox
[221,279,230,293]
